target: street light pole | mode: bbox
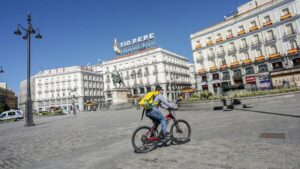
[14,13,42,127]
[0,66,4,74]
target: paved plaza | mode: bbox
[0,97,300,169]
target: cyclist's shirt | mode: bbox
[152,94,176,109]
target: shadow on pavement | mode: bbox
[234,108,300,118]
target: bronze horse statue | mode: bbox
[112,72,125,88]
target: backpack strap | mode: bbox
[141,108,145,120]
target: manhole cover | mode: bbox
[260,133,285,139]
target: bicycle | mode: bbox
[131,108,191,153]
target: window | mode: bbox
[211,60,216,67]
[285,23,294,35]
[270,45,278,54]
[256,49,263,57]
[229,42,235,51]
[239,25,244,31]
[207,37,212,42]
[227,30,233,35]
[258,65,268,73]
[245,67,254,75]
[233,70,242,76]
[221,58,226,65]
[241,39,247,47]
[198,51,203,58]
[253,35,260,44]
[209,48,214,57]
[290,41,298,49]
[251,21,257,27]
[8,112,15,116]
[217,33,222,39]
[232,55,237,62]
[264,15,271,23]
[223,72,230,80]
[267,30,275,40]
[219,46,224,54]
[244,52,250,60]
[282,8,290,15]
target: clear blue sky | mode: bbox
[0,0,248,94]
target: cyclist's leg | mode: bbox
[146,107,167,136]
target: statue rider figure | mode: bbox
[111,71,125,88]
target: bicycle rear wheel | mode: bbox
[131,126,158,153]
[170,119,191,144]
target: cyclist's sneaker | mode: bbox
[163,132,171,140]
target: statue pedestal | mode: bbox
[110,88,132,109]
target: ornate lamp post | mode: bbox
[14,13,42,127]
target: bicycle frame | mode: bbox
[145,109,177,142]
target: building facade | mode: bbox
[20,66,104,112]
[191,0,300,93]
[0,83,17,110]
[18,78,36,111]
[103,48,191,102]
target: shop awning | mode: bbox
[180,88,196,93]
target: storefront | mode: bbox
[257,73,271,90]
[245,76,257,91]
[271,67,300,88]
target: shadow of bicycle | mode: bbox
[134,138,191,154]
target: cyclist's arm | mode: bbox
[156,95,177,109]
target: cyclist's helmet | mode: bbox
[155,86,163,91]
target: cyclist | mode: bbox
[146,86,177,139]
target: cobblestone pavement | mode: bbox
[0,98,300,169]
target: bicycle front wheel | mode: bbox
[170,119,191,144]
[131,126,157,153]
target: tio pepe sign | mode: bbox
[119,33,155,48]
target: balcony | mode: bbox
[283,30,297,39]
[249,25,259,32]
[226,34,234,40]
[230,61,240,68]
[239,45,249,51]
[287,48,299,56]
[217,51,225,57]
[263,21,272,27]
[215,38,223,43]
[237,30,246,36]
[206,41,213,46]
[198,68,206,74]
[280,13,292,21]
[251,41,261,47]
[255,56,266,62]
[265,37,276,44]
[195,44,202,49]
[228,48,237,54]
[207,54,215,60]
[269,53,281,59]
[220,64,228,70]
[242,59,252,65]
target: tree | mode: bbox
[0,102,10,113]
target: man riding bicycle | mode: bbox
[145,86,177,139]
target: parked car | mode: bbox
[0,110,24,121]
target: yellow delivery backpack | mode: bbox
[138,91,160,110]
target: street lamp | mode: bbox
[70,89,77,115]
[14,13,42,127]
